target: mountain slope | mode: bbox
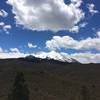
[25,55,79,64]
[0,58,99,100]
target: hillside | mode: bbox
[0,58,100,100]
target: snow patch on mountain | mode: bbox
[32,51,77,63]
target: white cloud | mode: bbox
[69,22,87,33]
[79,22,87,28]
[0,22,12,34]
[70,52,100,64]
[69,25,79,33]
[0,47,28,59]
[0,22,5,26]
[3,25,12,34]
[46,35,100,51]
[0,47,100,63]
[7,0,85,31]
[0,47,3,53]
[3,25,12,30]
[10,48,20,53]
[87,3,98,15]
[0,52,28,59]
[0,9,8,17]
[28,43,37,48]
[97,31,100,38]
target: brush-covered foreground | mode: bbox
[0,58,100,100]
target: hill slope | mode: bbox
[0,58,100,100]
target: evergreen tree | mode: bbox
[8,72,29,100]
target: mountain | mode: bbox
[32,51,79,63]
[25,55,79,64]
[0,57,100,100]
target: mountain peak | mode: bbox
[25,54,79,64]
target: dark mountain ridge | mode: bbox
[25,55,79,64]
[0,55,80,65]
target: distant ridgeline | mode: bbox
[24,55,79,64]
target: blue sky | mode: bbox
[0,0,100,63]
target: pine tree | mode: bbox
[8,72,29,100]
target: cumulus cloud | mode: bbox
[46,35,100,51]
[28,43,37,48]
[7,0,85,31]
[87,3,98,15]
[0,9,8,17]
[0,22,12,34]
[70,52,100,64]
[0,52,27,59]
[0,47,28,59]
